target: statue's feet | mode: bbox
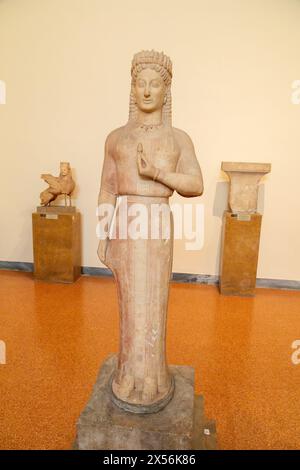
[142,377,158,403]
[115,373,134,400]
[111,370,174,413]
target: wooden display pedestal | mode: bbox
[220,211,262,297]
[32,206,81,283]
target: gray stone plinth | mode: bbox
[37,205,76,214]
[75,355,217,450]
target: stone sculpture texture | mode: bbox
[40,162,75,206]
[98,50,203,413]
[221,162,271,213]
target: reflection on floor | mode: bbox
[0,270,299,450]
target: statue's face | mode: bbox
[134,68,166,113]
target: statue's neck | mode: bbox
[136,108,163,126]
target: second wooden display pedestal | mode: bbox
[220,211,262,297]
[32,206,81,283]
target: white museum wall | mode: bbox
[0,0,299,280]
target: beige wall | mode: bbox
[0,0,299,280]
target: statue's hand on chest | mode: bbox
[137,143,158,180]
[121,134,179,174]
[137,142,179,179]
[115,132,179,181]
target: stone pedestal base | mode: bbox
[220,211,262,297]
[32,208,81,283]
[75,355,217,450]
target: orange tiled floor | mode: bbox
[0,270,300,449]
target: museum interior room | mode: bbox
[0,0,300,454]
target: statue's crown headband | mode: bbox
[131,50,172,78]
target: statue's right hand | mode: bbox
[97,238,108,265]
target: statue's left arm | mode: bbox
[137,129,203,197]
[160,130,203,197]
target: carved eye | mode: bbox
[137,79,145,87]
[151,79,161,88]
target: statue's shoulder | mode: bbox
[105,126,125,148]
[172,127,194,147]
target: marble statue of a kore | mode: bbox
[98,50,204,413]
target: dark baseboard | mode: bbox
[0,261,34,272]
[81,266,113,278]
[1,261,299,291]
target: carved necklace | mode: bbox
[138,122,163,132]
